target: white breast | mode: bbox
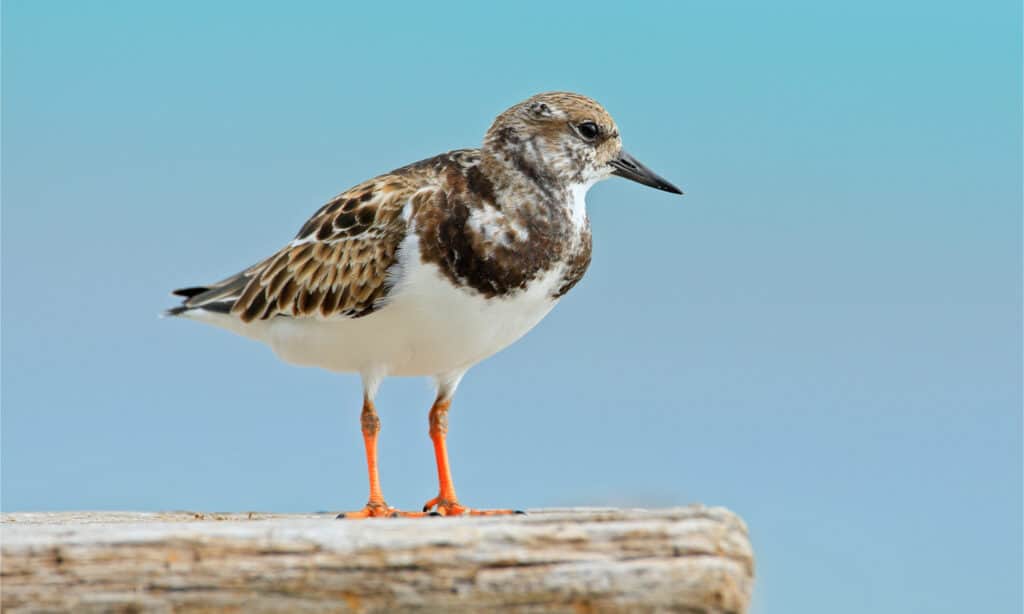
[224,232,564,378]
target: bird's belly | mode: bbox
[263,261,564,377]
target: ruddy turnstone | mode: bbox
[167,92,682,517]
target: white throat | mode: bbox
[567,181,596,230]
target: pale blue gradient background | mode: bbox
[2,1,1020,612]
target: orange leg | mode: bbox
[421,397,522,517]
[337,397,420,519]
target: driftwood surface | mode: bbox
[1,506,754,613]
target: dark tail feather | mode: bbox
[166,274,248,318]
[164,296,235,318]
[163,305,190,317]
[165,286,211,317]
[172,286,210,298]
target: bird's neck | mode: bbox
[479,145,572,217]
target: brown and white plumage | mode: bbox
[169,175,412,321]
[166,92,682,517]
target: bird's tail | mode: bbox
[163,276,247,318]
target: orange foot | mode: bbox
[336,502,422,519]
[421,496,524,517]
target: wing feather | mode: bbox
[177,175,424,322]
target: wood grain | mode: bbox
[1,506,754,613]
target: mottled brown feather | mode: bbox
[175,176,419,323]
[176,126,599,323]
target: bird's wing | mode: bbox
[172,176,431,322]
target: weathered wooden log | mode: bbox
[1,506,754,613]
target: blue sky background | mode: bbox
[2,1,1020,612]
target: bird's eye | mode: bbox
[577,121,600,141]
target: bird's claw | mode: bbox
[420,496,522,517]
[336,502,422,519]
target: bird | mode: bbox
[166,92,682,518]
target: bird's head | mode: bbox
[483,92,682,196]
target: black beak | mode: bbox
[609,150,683,195]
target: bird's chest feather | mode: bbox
[413,191,592,301]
